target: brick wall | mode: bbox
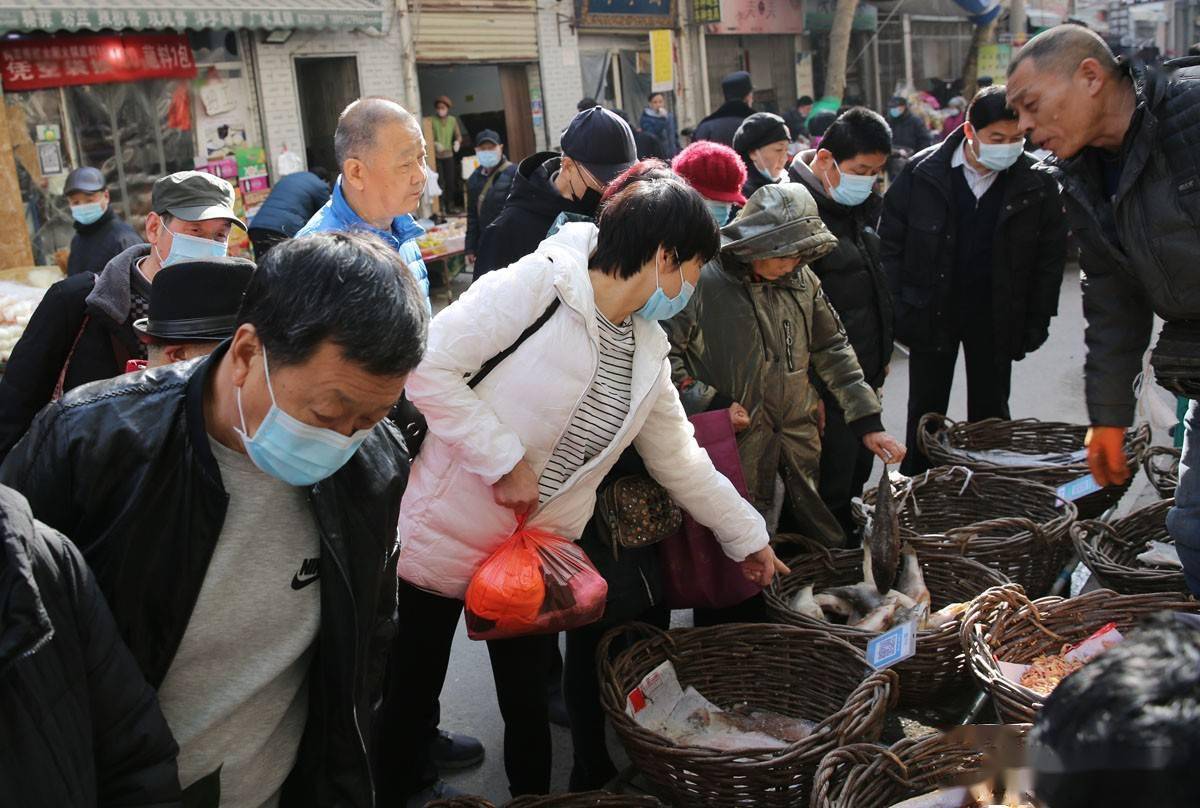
[251,16,414,180]
[535,0,584,149]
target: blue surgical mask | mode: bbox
[235,348,372,486]
[705,199,732,226]
[636,251,695,322]
[156,228,229,268]
[477,149,502,169]
[757,166,781,183]
[829,163,877,207]
[71,201,105,226]
[974,139,1024,172]
[888,107,903,119]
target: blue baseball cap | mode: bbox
[560,106,637,185]
[476,129,502,146]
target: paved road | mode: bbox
[424,264,1159,802]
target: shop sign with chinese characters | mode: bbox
[0,33,197,92]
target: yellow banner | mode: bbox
[649,29,673,93]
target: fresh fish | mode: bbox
[853,602,898,632]
[1137,540,1182,568]
[867,472,901,593]
[725,705,817,743]
[883,589,918,609]
[897,543,932,612]
[788,584,827,621]
[814,593,854,619]
[822,582,884,618]
[885,787,970,808]
[892,603,928,628]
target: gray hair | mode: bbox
[1009,24,1118,79]
[333,97,419,170]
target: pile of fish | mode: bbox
[788,474,970,633]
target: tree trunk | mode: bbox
[960,21,997,101]
[824,0,860,101]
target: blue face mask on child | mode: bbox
[236,348,373,486]
[636,251,695,322]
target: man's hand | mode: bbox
[816,399,827,436]
[466,251,476,263]
[740,545,791,587]
[863,431,906,465]
[729,402,751,433]
[493,460,540,514]
[1086,426,1130,487]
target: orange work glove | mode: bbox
[1085,426,1130,487]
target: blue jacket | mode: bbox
[249,172,332,237]
[639,108,678,158]
[297,178,430,310]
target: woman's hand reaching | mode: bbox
[740,545,791,587]
[493,460,540,514]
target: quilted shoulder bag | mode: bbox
[596,474,682,556]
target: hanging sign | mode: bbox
[579,0,676,29]
[649,30,674,93]
[0,33,197,92]
[694,0,722,23]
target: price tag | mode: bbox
[866,620,918,670]
[1055,473,1102,505]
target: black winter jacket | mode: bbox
[0,344,410,808]
[0,243,147,461]
[1041,58,1200,426]
[0,485,180,806]
[474,152,597,278]
[249,172,333,237]
[465,159,517,253]
[693,100,755,147]
[67,207,142,277]
[888,110,933,155]
[879,128,1068,359]
[790,157,893,387]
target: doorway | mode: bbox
[295,56,361,175]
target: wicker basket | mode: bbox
[853,467,1077,598]
[916,414,1150,519]
[1144,445,1181,499]
[811,725,1031,808]
[765,540,1012,707]
[960,586,1198,724]
[429,795,664,808]
[1071,499,1188,595]
[597,622,897,807]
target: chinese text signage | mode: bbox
[0,33,197,92]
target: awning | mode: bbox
[0,1,392,35]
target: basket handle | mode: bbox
[915,412,951,457]
[958,584,1065,670]
[595,621,670,698]
[944,516,1050,550]
[812,742,907,808]
[831,667,899,747]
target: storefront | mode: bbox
[701,0,806,115]
[0,2,398,269]
[576,0,681,137]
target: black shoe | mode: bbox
[430,730,484,770]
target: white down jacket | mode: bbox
[397,222,769,599]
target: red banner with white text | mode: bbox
[0,33,197,92]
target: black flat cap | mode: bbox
[733,112,791,154]
[65,166,106,194]
[134,257,255,343]
[722,71,753,100]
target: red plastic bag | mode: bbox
[464,519,608,640]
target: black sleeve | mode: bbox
[465,177,481,253]
[878,164,914,300]
[0,279,86,463]
[474,215,523,279]
[1029,176,1069,327]
[51,526,181,805]
[0,402,81,540]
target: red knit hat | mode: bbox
[671,141,747,205]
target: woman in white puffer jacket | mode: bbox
[389,171,787,800]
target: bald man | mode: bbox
[297,96,431,311]
[1007,26,1200,595]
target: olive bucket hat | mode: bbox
[721,183,839,264]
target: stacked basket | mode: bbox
[960,586,1198,723]
[854,466,1077,597]
[1071,499,1189,594]
[917,415,1149,519]
[597,622,897,807]
[429,795,664,808]
[1143,445,1181,498]
[765,539,1012,707]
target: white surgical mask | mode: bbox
[828,163,876,207]
[973,139,1025,172]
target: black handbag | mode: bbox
[393,298,561,454]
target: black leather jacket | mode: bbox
[0,344,409,808]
